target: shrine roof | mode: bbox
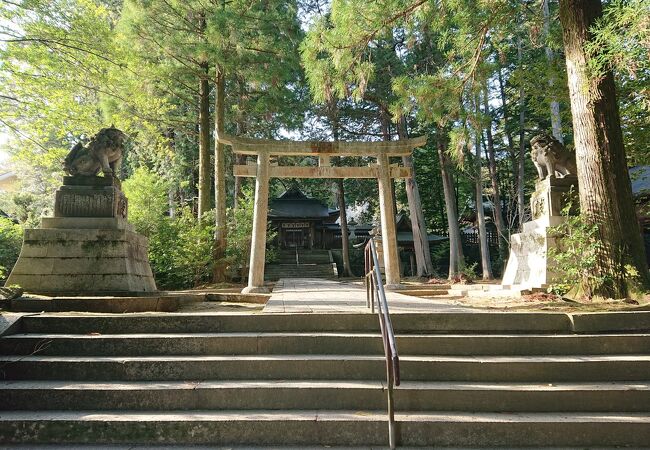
[631,166,650,198]
[268,187,338,219]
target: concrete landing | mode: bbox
[263,278,471,313]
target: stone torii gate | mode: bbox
[217,134,427,293]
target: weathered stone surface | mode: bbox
[1,310,649,447]
[54,185,127,218]
[529,175,578,222]
[530,133,577,180]
[6,227,156,294]
[63,175,119,187]
[41,217,132,231]
[502,176,578,290]
[63,127,125,177]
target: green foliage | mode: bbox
[548,197,606,299]
[149,207,215,289]
[224,189,277,281]
[123,168,214,288]
[0,218,23,283]
[122,168,171,237]
[586,0,650,165]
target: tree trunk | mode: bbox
[558,0,649,297]
[213,68,227,282]
[331,112,353,277]
[198,67,211,218]
[543,0,564,143]
[335,178,353,277]
[233,154,246,206]
[483,85,509,268]
[497,66,519,227]
[233,77,247,207]
[475,124,493,280]
[437,130,464,278]
[517,36,527,231]
[398,116,434,277]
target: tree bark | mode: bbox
[497,66,519,227]
[198,66,211,218]
[558,0,649,297]
[398,116,434,277]
[475,122,493,280]
[213,68,227,282]
[483,86,509,268]
[437,130,464,278]
[233,77,247,207]
[517,36,527,231]
[331,111,353,277]
[335,178,353,277]
[543,0,564,143]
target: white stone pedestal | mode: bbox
[6,217,156,294]
[501,176,577,290]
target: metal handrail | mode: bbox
[364,238,400,449]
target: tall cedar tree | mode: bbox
[558,0,649,297]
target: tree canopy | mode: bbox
[1,0,648,296]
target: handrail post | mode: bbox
[387,362,396,449]
[364,237,400,450]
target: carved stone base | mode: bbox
[6,217,156,294]
[501,218,563,288]
[502,176,578,290]
[54,176,127,219]
[530,175,578,224]
[241,286,271,294]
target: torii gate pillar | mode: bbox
[219,133,427,293]
[377,152,401,288]
[241,151,271,294]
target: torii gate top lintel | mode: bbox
[217,133,427,157]
[235,133,426,294]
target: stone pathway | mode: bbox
[263,278,471,313]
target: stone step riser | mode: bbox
[1,418,647,447]
[3,359,649,382]
[265,268,332,273]
[3,334,649,356]
[21,312,611,334]
[3,386,649,413]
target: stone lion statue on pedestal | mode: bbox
[530,133,577,180]
[64,127,126,177]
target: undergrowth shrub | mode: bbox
[123,168,214,289]
[123,169,276,288]
[225,189,277,281]
[0,217,23,284]
[547,192,611,299]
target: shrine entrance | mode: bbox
[282,226,307,249]
[217,133,427,293]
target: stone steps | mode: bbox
[3,332,650,356]
[265,263,336,280]
[267,250,334,280]
[0,410,648,447]
[1,311,649,447]
[2,380,649,412]
[16,311,650,333]
[2,354,650,382]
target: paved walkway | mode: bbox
[263,278,471,313]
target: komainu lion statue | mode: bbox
[64,127,126,177]
[530,133,577,180]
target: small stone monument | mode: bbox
[6,127,157,294]
[501,133,578,289]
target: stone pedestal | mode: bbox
[6,176,156,295]
[501,176,577,289]
[54,175,127,218]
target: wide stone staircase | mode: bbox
[265,248,337,280]
[0,311,649,447]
